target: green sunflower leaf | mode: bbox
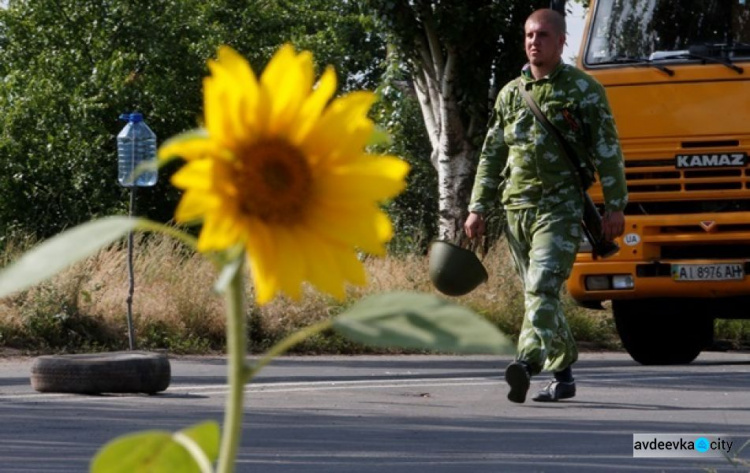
[0,216,141,299]
[178,421,221,466]
[333,292,514,354]
[90,421,220,473]
[366,125,392,148]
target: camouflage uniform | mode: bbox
[469,62,628,375]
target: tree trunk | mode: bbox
[366,0,540,242]
[435,145,476,241]
[409,13,478,241]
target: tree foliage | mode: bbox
[373,79,437,253]
[0,0,384,242]
[0,0,563,250]
[0,0,206,241]
[361,0,547,239]
[367,1,538,133]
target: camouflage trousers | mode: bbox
[505,206,582,375]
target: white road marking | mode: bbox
[0,376,499,402]
[0,373,736,403]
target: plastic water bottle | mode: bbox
[117,112,158,187]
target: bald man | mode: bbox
[465,9,627,403]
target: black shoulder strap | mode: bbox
[519,84,620,259]
[518,85,590,190]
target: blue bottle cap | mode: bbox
[119,112,144,123]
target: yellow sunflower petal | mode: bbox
[209,46,263,144]
[317,155,410,202]
[261,45,315,136]
[202,76,234,147]
[204,55,257,147]
[248,256,277,306]
[170,159,215,191]
[301,91,375,164]
[273,226,306,300]
[197,212,243,253]
[214,46,258,87]
[290,65,337,146]
[307,205,391,255]
[372,210,395,247]
[297,232,346,300]
[166,45,409,305]
[174,190,220,223]
[245,222,279,305]
[330,245,367,287]
[158,134,220,162]
[344,155,411,184]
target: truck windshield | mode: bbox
[585,0,750,66]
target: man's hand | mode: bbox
[602,210,625,241]
[464,212,486,239]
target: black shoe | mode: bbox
[505,361,531,404]
[532,379,576,402]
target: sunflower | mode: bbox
[158,45,409,305]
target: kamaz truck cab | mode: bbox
[567,0,750,364]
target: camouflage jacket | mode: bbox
[469,62,628,215]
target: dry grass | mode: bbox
[0,234,622,354]
[0,234,225,353]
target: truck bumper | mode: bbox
[567,259,750,301]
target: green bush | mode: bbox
[17,283,117,351]
[0,0,392,242]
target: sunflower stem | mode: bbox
[216,263,246,473]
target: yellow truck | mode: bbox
[567,0,750,364]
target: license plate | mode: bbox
[672,263,745,281]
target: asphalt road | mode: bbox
[0,351,749,472]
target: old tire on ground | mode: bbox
[612,299,713,365]
[30,351,171,394]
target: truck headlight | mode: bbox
[612,275,635,289]
[585,275,610,290]
[584,274,635,291]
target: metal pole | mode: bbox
[126,186,137,350]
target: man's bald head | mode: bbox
[524,8,566,78]
[526,8,566,37]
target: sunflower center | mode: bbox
[236,139,312,224]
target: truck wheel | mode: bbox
[30,351,171,394]
[612,299,713,365]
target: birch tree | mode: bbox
[363,0,546,239]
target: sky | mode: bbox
[563,2,587,64]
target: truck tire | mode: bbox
[612,299,713,365]
[30,351,171,394]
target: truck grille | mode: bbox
[605,141,750,263]
[632,211,750,261]
[661,244,750,259]
[625,160,750,193]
